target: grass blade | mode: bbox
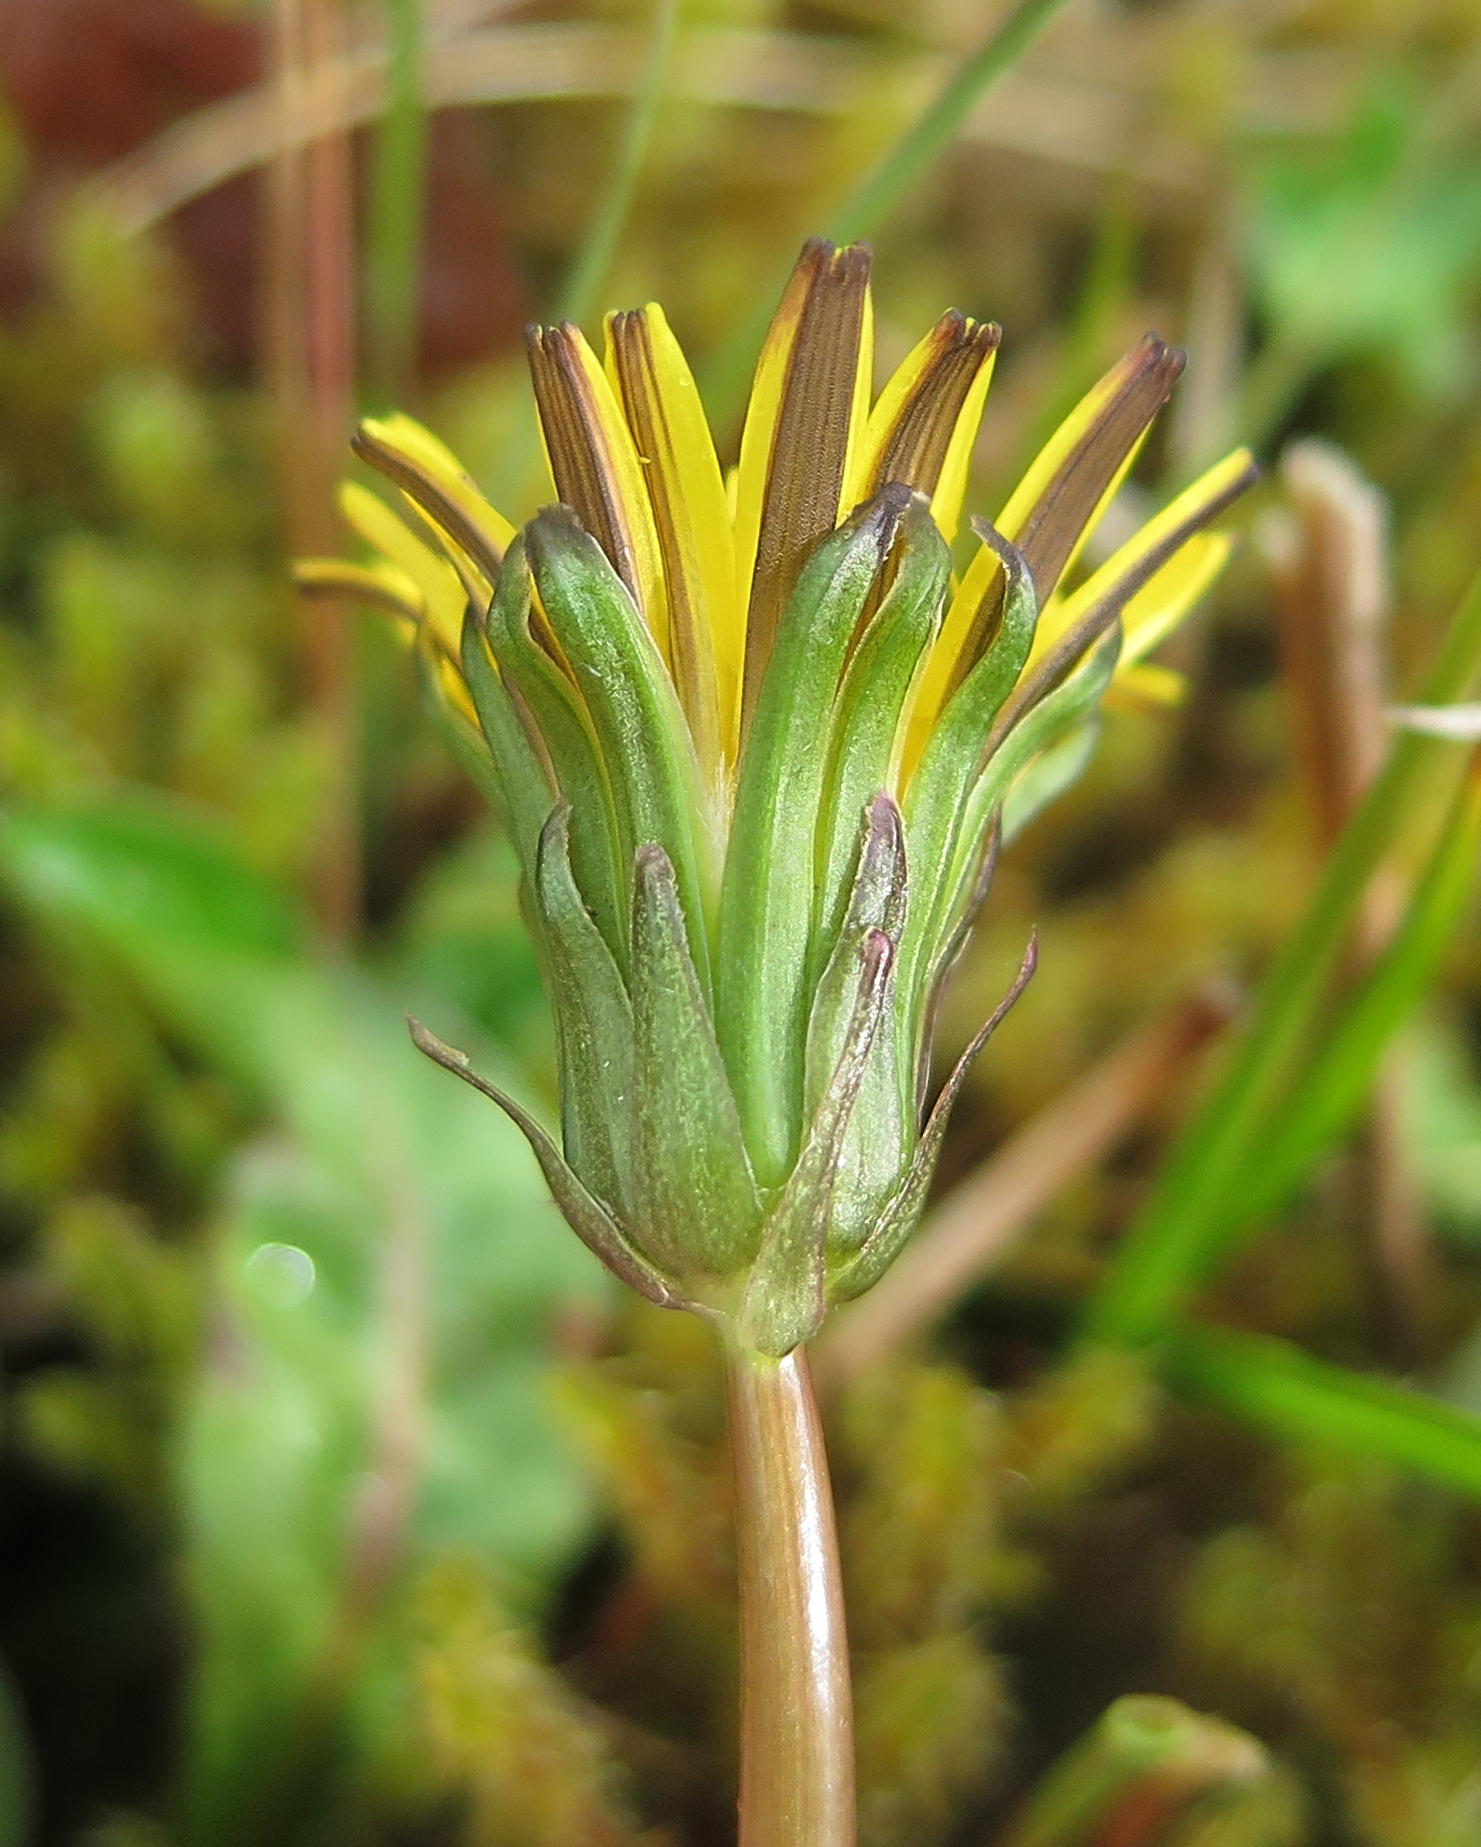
[1088,572,1481,1346]
[1220,749,1481,1242]
[701,0,1074,424]
[1164,1323,1481,1501]
[824,0,1074,247]
[556,0,681,328]
[365,0,427,407]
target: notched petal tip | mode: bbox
[736,237,876,724]
[350,419,511,585]
[1002,332,1190,604]
[862,310,1001,519]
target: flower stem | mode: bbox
[725,1342,855,1847]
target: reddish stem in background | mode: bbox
[266,0,360,939]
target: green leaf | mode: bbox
[533,805,636,1219]
[1163,1324,1481,1502]
[628,843,761,1281]
[805,795,911,1252]
[1249,77,1481,397]
[0,797,608,1847]
[459,605,556,888]
[525,506,714,983]
[718,485,910,1187]
[741,929,894,1355]
[813,501,949,973]
[1090,570,1481,1346]
[484,535,624,961]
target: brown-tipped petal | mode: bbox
[860,312,1001,519]
[736,239,874,729]
[992,447,1257,741]
[352,422,509,585]
[607,305,733,782]
[293,558,421,626]
[1005,334,1187,600]
[525,321,668,652]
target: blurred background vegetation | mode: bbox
[3,0,1481,1843]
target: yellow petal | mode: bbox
[293,557,421,648]
[903,336,1190,767]
[1034,451,1255,663]
[1104,662,1188,711]
[855,311,1000,540]
[428,635,479,725]
[355,412,516,582]
[900,528,1005,773]
[292,557,422,632]
[338,480,466,657]
[839,283,875,515]
[998,334,1187,598]
[731,238,874,729]
[731,249,815,617]
[525,321,669,661]
[1119,532,1233,667]
[606,303,739,779]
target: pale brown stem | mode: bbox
[1266,439,1435,1350]
[812,986,1235,1395]
[725,1343,855,1847]
[1268,441,1388,851]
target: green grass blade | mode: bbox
[365,0,427,407]
[556,0,681,328]
[1219,751,1481,1242]
[701,0,1074,424]
[1088,571,1481,1346]
[1164,1323,1481,1501]
[823,0,1074,246]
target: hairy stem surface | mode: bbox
[726,1343,854,1847]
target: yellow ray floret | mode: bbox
[731,239,874,725]
[606,303,740,777]
[526,322,669,664]
[902,336,1192,765]
[1105,662,1189,712]
[1032,449,1257,665]
[338,481,466,659]
[355,412,516,584]
[857,311,1000,542]
[309,239,1252,829]
[292,557,421,641]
